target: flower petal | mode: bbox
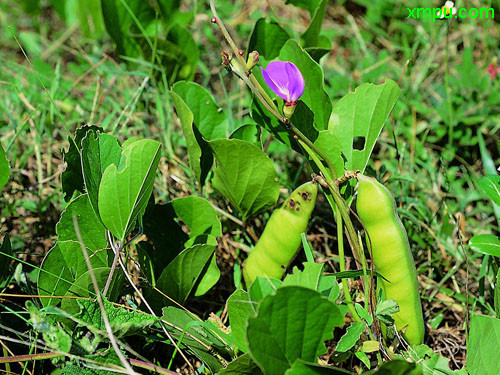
[261,66,288,101]
[285,62,305,102]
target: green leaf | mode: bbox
[285,359,352,374]
[366,360,421,375]
[56,194,107,252]
[301,0,330,48]
[478,175,500,206]
[194,253,221,297]
[279,39,332,130]
[335,322,365,353]
[313,130,345,178]
[0,234,12,282]
[230,124,261,146]
[402,344,465,375]
[172,81,227,140]
[248,277,282,303]
[210,139,279,221]
[219,353,263,375]
[318,275,340,301]
[0,142,10,190]
[285,0,321,15]
[469,234,500,257]
[375,299,399,325]
[62,125,102,201]
[156,244,216,304]
[81,133,122,218]
[468,314,500,375]
[247,286,344,375]
[282,262,323,289]
[170,90,213,186]
[76,297,158,337]
[247,18,290,60]
[98,139,161,241]
[227,289,255,352]
[330,80,400,172]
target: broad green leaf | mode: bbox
[219,353,263,375]
[329,80,400,172]
[314,130,345,179]
[172,81,227,140]
[285,360,352,374]
[335,322,365,353]
[227,289,255,352]
[81,132,122,218]
[279,40,332,130]
[469,234,500,257]
[210,139,279,221]
[248,277,282,303]
[62,125,102,201]
[76,297,158,337]
[301,0,330,48]
[230,124,261,147]
[171,196,222,241]
[468,314,500,375]
[98,139,161,241]
[156,244,216,304]
[366,360,421,374]
[194,253,221,297]
[247,18,290,60]
[282,262,323,289]
[56,194,107,252]
[0,142,9,190]
[0,234,12,282]
[170,90,213,186]
[478,175,500,206]
[247,286,344,375]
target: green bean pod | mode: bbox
[356,175,424,345]
[243,182,318,287]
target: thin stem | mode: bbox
[103,232,120,297]
[335,206,361,322]
[0,352,63,363]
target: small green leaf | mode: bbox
[172,81,227,140]
[469,234,500,257]
[98,139,161,241]
[247,18,290,60]
[375,299,399,325]
[0,142,10,190]
[248,277,282,303]
[194,253,220,297]
[335,322,365,353]
[227,289,255,352]
[219,353,263,375]
[210,139,279,220]
[76,297,158,337]
[282,262,323,289]
[478,175,500,206]
[170,90,213,186]
[247,286,344,375]
[155,244,215,304]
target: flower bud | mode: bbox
[245,51,260,72]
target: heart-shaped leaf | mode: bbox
[98,139,161,241]
[210,139,279,221]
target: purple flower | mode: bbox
[261,61,305,106]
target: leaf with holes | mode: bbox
[329,80,400,172]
